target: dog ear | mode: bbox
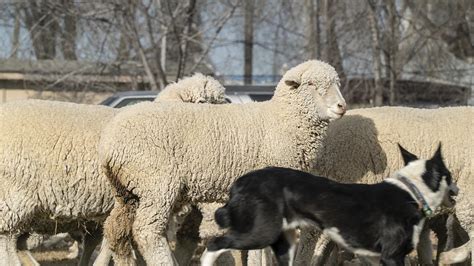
[431,142,443,164]
[423,143,449,192]
[427,142,446,180]
[398,143,418,165]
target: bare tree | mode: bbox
[10,7,20,58]
[305,0,321,59]
[367,0,384,106]
[19,1,60,59]
[322,0,346,88]
[60,0,77,60]
[244,0,254,84]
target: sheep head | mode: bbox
[276,60,347,121]
[156,73,226,104]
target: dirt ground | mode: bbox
[20,231,440,265]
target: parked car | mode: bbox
[100,85,275,107]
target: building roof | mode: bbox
[0,58,214,91]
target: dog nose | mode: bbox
[449,183,459,196]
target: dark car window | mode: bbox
[115,97,155,108]
[249,94,272,102]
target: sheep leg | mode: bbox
[294,227,318,265]
[174,205,202,266]
[93,238,113,266]
[132,193,178,266]
[18,250,40,266]
[248,249,263,266]
[133,224,177,265]
[470,230,473,266]
[79,227,103,266]
[439,239,471,265]
[308,231,334,265]
[104,198,137,266]
[0,234,21,266]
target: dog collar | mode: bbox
[397,175,433,217]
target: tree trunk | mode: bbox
[176,0,197,80]
[387,0,397,105]
[367,0,384,106]
[244,0,254,85]
[20,1,59,60]
[10,8,20,58]
[116,30,130,61]
[305,0,320,59]
[61,0,77,60]
[324,0,346,88]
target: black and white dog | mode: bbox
[201,144,459,266]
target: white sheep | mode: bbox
[157,73,226,104]
[301,106,473,265]
[98,60,347,264]
[0,73,226,266]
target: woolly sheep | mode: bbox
[0,73,226,266]
[301,106,473,265]
[156,73,226,104]
[99,60,347,265]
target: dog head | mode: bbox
[397,143,458,209]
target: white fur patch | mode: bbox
[412,219,425,247]
[288,243,297,266]
[200,249,229,266]
[323,227,380,257]
[282,218,311,230]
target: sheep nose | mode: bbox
[337,102,347,114]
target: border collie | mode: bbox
[201,144,459,266]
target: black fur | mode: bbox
[208,167,422,265]
[398,143,419,165]
[214,206,231,228]
[206,151,457,266]
[422,144,452,192]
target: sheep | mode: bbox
[0,73,226,266]
[98,60,347,265]
[299,106,473,265]
[156,73,226,104]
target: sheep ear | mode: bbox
[398,143,418,165]
[285,79,301,89]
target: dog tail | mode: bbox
[215,205,231,229]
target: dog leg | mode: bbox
[201,248,230,266]
[271,232,292,266]
[416,224,434,265]
[380,255,405,266]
